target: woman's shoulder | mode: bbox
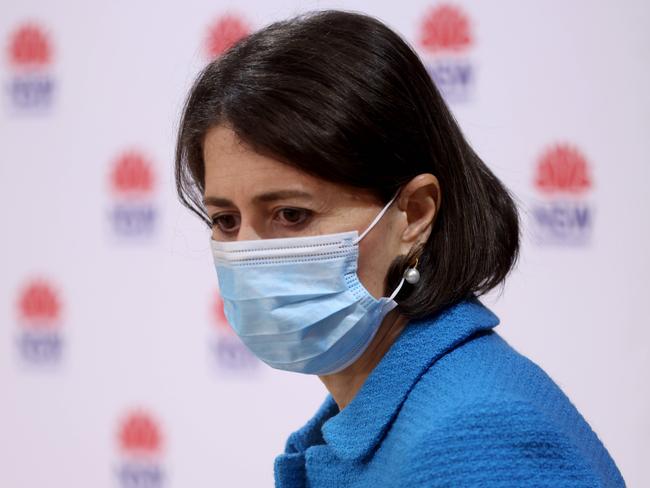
[389,330,625,486]
[410,329,562,416]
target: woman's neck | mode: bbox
[318,309,409,410]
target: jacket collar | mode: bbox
[287,297,500,462]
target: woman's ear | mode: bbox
[397,173,441,252]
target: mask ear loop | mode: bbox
[387,256,420,301]
[352,190,401,245]
[350,189,421,302]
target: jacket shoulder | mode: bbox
[400,398,611,487]
[389,331,625,487]
[405,330,585,427]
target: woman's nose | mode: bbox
[236,220,262,241]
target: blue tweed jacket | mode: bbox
[273,297,625,487]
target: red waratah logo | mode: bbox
[17,279,61,328]
[8,23,52,68]
[534,143,592,195]
[118,411,163,457]
[110,150,155,197]
[209,290,258,370]
[419,4,472,53]
[204,14,250,59]
[213,292,234,335]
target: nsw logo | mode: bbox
[209,291,259,373]
[6,22,55,111]
[107,149,158,239]
[203,13,251,60]
[15,278,63,365]
[115,410,165,488]
[530,143,594,245]
[417,4,474,103]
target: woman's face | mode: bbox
[202,124,410,300]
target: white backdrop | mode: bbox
[1,1,648,486]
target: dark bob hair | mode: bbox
[175,9,520,319]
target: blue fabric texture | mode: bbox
[273,297,625,487]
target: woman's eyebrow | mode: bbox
[203,196,233,207]
[252,190,314,203]
[203,190,314,207]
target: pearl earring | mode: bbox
[403,257,420,285]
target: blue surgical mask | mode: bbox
[210,192,407,375]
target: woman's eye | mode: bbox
[212,214,240,233]
[275,208,312,226]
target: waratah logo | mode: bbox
[6,22,55,110]
[204,14,251,59]
[209,291,259,373]
[115,409,165,488]
[417,4,475,103]
[530,143,594,245]
[107,149,158,239]
[15,278,63,364]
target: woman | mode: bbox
[175,9,624,487]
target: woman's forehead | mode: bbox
[203,125,379,207]
[204,126,328,193]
